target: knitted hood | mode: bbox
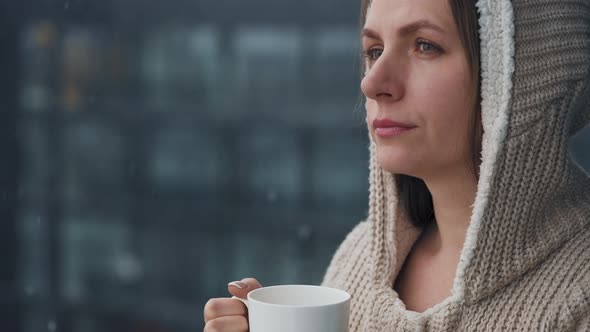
[366,0,590,316]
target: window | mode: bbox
[4,1,367,331]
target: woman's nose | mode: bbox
[360,54,405,102]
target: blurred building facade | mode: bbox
[4,0,369,331]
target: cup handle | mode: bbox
[231,296,249,308]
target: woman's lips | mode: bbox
[373,118,417,138]
[375,126,415,137]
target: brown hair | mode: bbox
[360,0,483,228]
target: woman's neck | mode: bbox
[422,167,478,253]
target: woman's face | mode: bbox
[361,0,475,180]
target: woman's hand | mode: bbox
[203,278,263,332]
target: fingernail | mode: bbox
[228,281,248,289]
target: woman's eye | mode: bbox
[416,40,441,54]
[361,40,440,67]
[361,48,383,61]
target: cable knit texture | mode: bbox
[320,0,590,330]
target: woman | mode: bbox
[203,0,590,330]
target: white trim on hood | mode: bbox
[452,0,516,298]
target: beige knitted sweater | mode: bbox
[320,0,590,331]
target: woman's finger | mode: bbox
[227,277,263,299]
[203,298,247,323]
[203,315,249,332]
[204,316,248,332]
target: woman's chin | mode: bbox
[377,155,418,176]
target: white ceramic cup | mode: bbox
[232,284,350,332]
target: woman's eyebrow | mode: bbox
[362,19,447,39]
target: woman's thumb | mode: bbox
[227,278,263,299]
